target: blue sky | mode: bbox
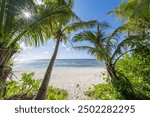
[15,0,122,62]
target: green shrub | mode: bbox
[47,86,68,100]
[116,49,150,99]
[0,72,68,100]
[85,74,124,100]
[86,83,124,100]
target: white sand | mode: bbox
[13,67,106,100]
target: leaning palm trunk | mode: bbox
[34,39,60,100]
[0,48,17,83]
[106,64,118,81]
[106,64,136,99]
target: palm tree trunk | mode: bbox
[106,64,119,81]
[34,39,60,100]
[0,49,16,83]
[106,64,136,99]
[0,0,6,32]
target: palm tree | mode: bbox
[34,7,97,99]
[0,0,74,83]
[72,22,120,80]
[72,22,142,81]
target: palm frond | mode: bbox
[97,21,110,29]
[111,35,143,60]
[74,46,97,56]
[7,2,76,47]
[72,31,97,44]
[72,21,113,61]
[63,20,97,34]
[66,0,74,8]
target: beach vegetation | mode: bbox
[86,48,150,100]
[0,72,68,100]
[116,48,150,99]
[86,83,124,100]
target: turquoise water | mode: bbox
[13,59,104,71]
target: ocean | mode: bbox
[13,59,104,71]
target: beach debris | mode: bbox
[76,84,80,88]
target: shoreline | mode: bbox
[13,67,106,100]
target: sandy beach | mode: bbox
[14,67,106,100]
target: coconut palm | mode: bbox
[72,22,143,81]
[0,0,75,83]
[34,12,97,99]
[72,22,119,80]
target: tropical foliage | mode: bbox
[0,0,79,99]
[86,49,150,100]
[0,0,76,83]
[116,48,150,99]
[110,0,150,35]
[0,72,67,100]
[0,0,149,100]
